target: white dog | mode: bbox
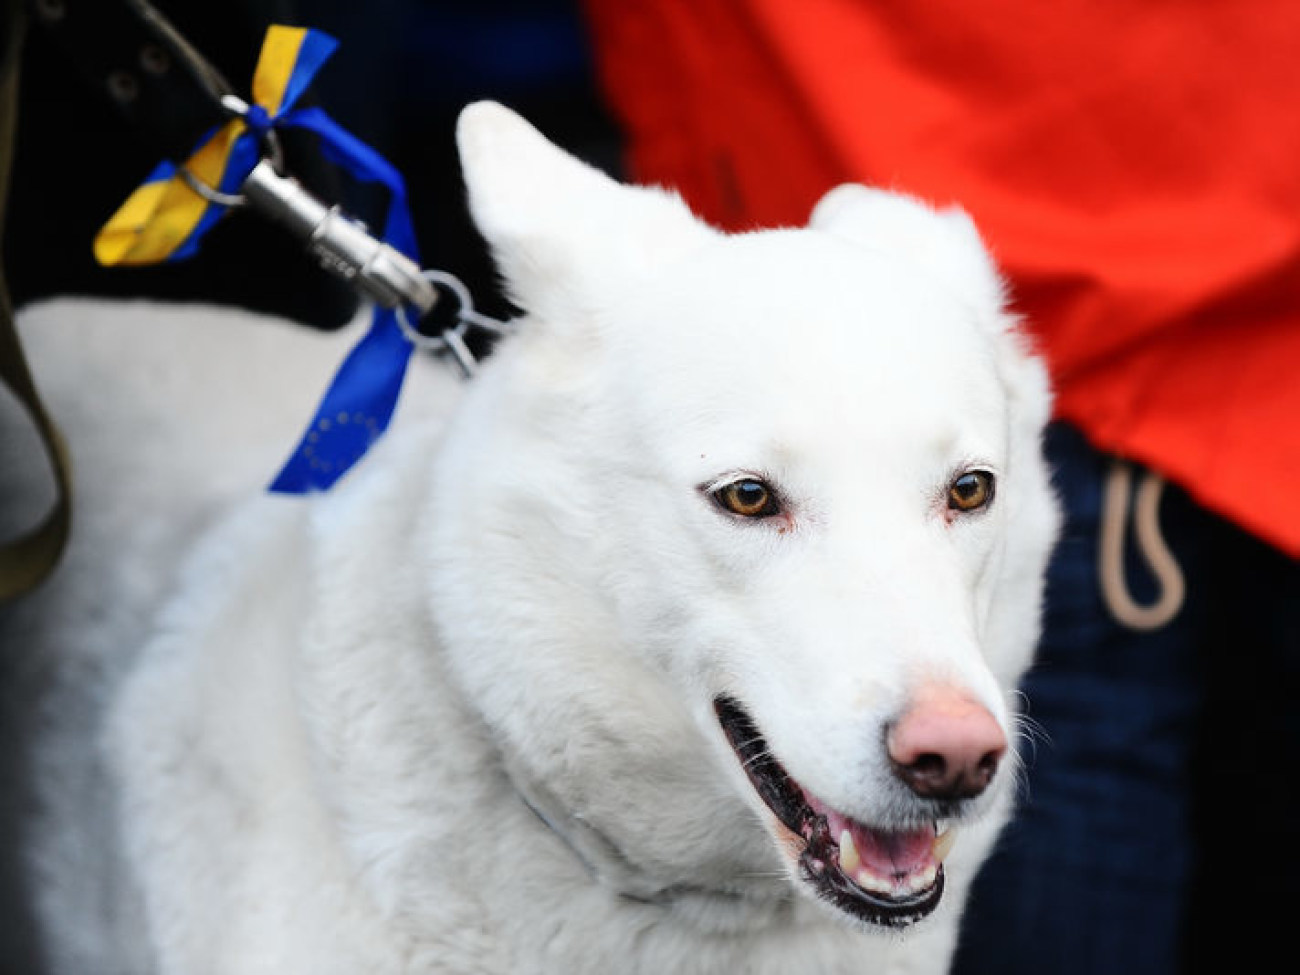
[1,102,1058,974]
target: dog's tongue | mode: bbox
[852,821,933,874]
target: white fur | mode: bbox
[2,102,1058,974]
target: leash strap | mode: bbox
[1,1,72,602]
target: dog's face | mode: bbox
[431,103,1058,932]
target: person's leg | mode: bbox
[952,423,1211,974]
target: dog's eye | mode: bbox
[948,471,995,513]
[713,478,782,518]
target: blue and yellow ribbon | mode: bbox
[95,25,338,266]
[96,25,431,494]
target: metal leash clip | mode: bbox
[177,91,507,377]
[241,158,437,318]
[238,158,510,377]
[176,91,428,314]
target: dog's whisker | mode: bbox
[1012,712,1052,755]
[1009,754,1035,804]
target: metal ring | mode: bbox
[393,270,506,379]
[393,301,470,353]
[423,270,513,337]
[421,270,476,322]
[177,91,290,208]
[394,305,477,379]
[179,165,248,207]
[219,93,252,118]
[399,270,512,339]
[393,272,474,354]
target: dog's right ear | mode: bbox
[456,101,713,324]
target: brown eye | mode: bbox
[714,478,781,518]
[948,471,995,512]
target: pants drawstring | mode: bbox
[1098,461,1186,631]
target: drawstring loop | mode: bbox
[1098,460,1186,631]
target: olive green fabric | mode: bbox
[0,0,72,602]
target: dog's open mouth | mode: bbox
[714,696,949,928]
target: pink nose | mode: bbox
[887,685,1007,800]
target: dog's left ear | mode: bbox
[809,185,1007,318]
[457,101,714,323]
[810,184,1050,420]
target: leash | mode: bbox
[0,0,72,602]
[66,4,508,494]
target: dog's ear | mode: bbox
[810,183,1049,420]
[457,101,713,322]
[809,185,1007,319]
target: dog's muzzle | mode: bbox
[713,695,955,929]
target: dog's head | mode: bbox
[427,102,1058,931]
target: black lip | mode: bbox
[714,695,944,928]
[713,695,810,832]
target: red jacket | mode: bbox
[584,0,1300,557]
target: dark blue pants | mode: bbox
[952,423,1299,974]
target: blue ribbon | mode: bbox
[266,105,423,493]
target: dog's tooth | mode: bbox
[931,828,957,863]
[838,830,861,874]
[909,863,938,893]
[854,868,894,895]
